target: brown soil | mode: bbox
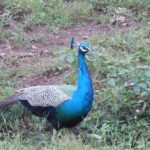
[0,21,138,88]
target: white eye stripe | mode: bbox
[80,46,88,52]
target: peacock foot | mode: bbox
[43,121,53,131]
[51,129,59,145]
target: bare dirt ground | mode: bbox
[0,21,138,88]
[0,21,138,57]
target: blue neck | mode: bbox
[77,53,90,88]
[55,51,94,122]
[75,52,94,105]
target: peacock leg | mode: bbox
[44,121,58,144]
[21,107,32,129]
[51,129,59,145]
[44,121,53,131]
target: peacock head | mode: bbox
[70,37,90,55]
[78,42,90,55]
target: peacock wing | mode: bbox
[15,85,71,107]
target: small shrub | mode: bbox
[42,0,70,27]
[9,27,31,49]
[69,1,93,24]
[88,0,150,22]
[64,27,150,149]
[0,25,5,42]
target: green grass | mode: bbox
[0,0,149,48]
[0,132,93,150]
[0,0,150,149]
[64,26,150,149]
[88,0,150,23]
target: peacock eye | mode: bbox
[80,46,88,52]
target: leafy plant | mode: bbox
[68,1,93,24]
[0,23,6,42]
[64,27,150,149]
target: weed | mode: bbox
[64,26,150,149]
[9,27,31,49]
[0,23,6,42]
[88,0,150,23]
[0,0,150,149]
[68,1,93,24]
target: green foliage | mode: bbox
[0,0,150,30]
[0,0,70,27]
[88,0,150,12]
[43,0,70,26]
[88,47,149,123]
[83,29,149,149]
[0,0,150,149]
[68,1,93,23]
[10,27,31,48]
[0,23,6,42]
[90,26,150,54]
[88,0,150,23]
[0,68,16,98]
[0,65,29,99]
[0,104,31,131]
[0,132,92,150]
[64,27,150,149]
[0,0,149,48]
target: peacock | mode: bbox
[0,38,94,131]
